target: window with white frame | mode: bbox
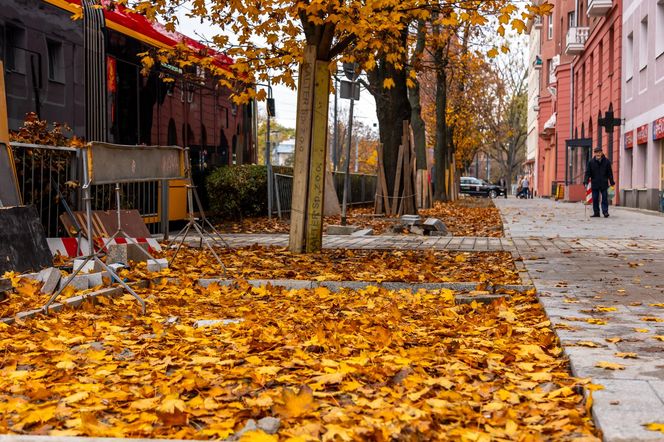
[626,32,634,80]
[548,15,553,40]
[640,16,648,71]
[657,0,664,57]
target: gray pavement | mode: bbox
[495,197,664,441]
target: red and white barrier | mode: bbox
[47,237,162,258]
[585,181,592,205]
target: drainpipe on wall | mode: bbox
[568,62,574,186]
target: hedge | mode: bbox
[206,165,292,219]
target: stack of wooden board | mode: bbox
[375,121,418,216]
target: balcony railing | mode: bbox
[549,55,560,84]
[587,0,613,17]
[566,27,590,56]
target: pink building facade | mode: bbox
[534,0,623,201]
[620,0,664,212]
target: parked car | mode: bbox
[460,177,506,198]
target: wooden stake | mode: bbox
[304,60,330,253]
[392,144,404,216]
[377,144,390,215]
[289,46,317,253]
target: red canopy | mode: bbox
[54,0,233,67]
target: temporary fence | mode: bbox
[10,142,165,236]
[272,171,376,218]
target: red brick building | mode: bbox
[534,0,622,200]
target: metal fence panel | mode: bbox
[272,172,376,217]
[10,143,164,236]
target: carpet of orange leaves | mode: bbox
[216,199,503,237]
[1,248,519,319]
[0,282,599,440]
[165,247,519,284]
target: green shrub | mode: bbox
[206,165,292,219]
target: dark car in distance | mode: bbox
[460,176,506,198]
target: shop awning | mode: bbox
[44,0,232,67]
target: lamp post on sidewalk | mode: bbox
[340,63,360,226]
[255,82,275,218]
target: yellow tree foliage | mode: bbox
[99,0,553,100]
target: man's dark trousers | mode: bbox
[592,188,608,216]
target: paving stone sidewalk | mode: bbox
[495,197,664,441]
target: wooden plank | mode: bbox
[304,60,330,253]
[288,46,317,253]
[416,170,423,209]
[377,144,390,215]
[392,144,404,216]
[399,136,410,216]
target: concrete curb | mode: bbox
[1,282,149,326]
[198,278,534,295]
[0,437,192,442]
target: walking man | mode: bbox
[584,147,615,218]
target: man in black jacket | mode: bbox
[584,147,615,218]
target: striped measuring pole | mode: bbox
[585,180,592,205]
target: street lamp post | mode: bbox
[340,63,360,226]
[255,82,275,218]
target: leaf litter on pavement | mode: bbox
[2,248,519,318]
[0,281,599,440]
[216,199,504,237]
[165,247,520,284]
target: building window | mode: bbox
[656,0,664,58]
[568,11,576,29]
[546,58,552,85]
[598,41,604,84]
[640,16,648,71]
[548,15,553,40]
[5,24,26,73]
[609,27,615,73]
[581,63,586,100]
[626,32,634,81]
[47,39,64,82]
[589,53,594,90]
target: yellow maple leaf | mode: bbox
[584,383,605,391]
[311,371,344,385]
[158,395,186,413]
[615,352,638,359]
[595,361,625,370]
[383,78,395,89]
[645,422,664,433]
[130,397,159,410]
[273,385,316,418]
[61,391,89,404]
[634,328,650,333]
[576,341,601,347]
[322,424,353,442]
[240,431,279,442]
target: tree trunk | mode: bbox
[433,57,448,202]
[409,21,427,172]
[366,30,414,214]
